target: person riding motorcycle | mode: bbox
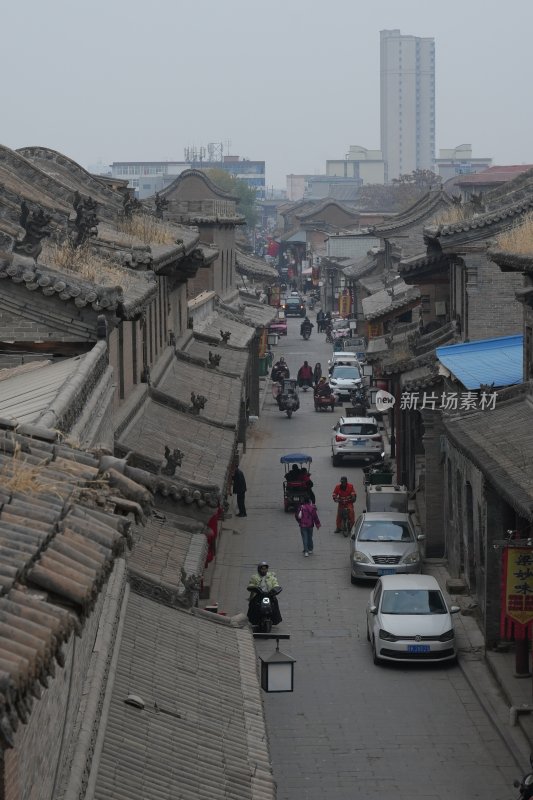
[297,360,314,388]
[247,562,282,626]
[300,316,314,338]
[315,376,332,397]
[332,476,357,533]
[271,356,290,383]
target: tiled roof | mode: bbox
[488,250,533,274]
[157,357,242,427]
[219,299,277,330]
[444,384,533,521]
[235,249,278,281]
[0,356,87,424]
[401,363,441,390]
[186,336,249,378]
[367,189,453,235]
[436,335,523,389]
[128,509,208,601]
[0,425,137,747]
[454,165,533,187]
[198,311,255,348]
[0,252,157,320]
[117,396,236,494]
[93,597,275,800]
[342,253,378,280]
[295,199,358,221]
[362,284,421,321]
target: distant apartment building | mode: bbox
[326,145,385,185]
[435,145,492,181]
[380,29,435,182]
[111,156,265,199]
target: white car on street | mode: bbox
[329,364,362,402]
[366,574,460,665]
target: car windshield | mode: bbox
[332,367,360,379]
[340,424,377,435]
[333,319,349,329]
[358,521,413,542]
[381,589,447,615]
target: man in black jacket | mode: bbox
[233,466,247,517]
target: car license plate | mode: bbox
[407,644,430,653]
[352,439,367,446]
[377,568,396,575]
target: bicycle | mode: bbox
[340,505,352,537]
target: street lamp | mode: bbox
[253,633,296,693]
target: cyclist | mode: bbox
[332,476,356,533]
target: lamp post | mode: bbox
[253,633,296,693]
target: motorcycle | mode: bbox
[271,363,290,383]
[277,378,300,418]
[348,386,370,417]
[362,452,394,486]
[298,377,313,392]
[513,754,533,799]
[247,585,283,633]
[308,296,316,310]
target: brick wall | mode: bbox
[420,409,445,556]
[3,591,106,800]
[465,254,523,340]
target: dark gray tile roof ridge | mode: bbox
[0,251,157,318]
[368,189,453,234]
[488,249,533,272]
[159,167,239,201]
[296,197,358,219]
[426,195,533,239]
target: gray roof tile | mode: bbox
[93,595,275,800]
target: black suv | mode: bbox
[284,297,306,317]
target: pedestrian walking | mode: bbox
[233,465,247,517]
[316,309,325,333]
[295,499,321,556]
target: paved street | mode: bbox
[211,316,520,800]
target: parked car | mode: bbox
[366,574,460,665]
[331,416,382,466]
[328,352,361,374]
[349,511,424,582]
[283,297,306,317]
[329,364,362,401]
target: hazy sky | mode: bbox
[2,0,532,188]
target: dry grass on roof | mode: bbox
[496,211,533,256]
[433,205,473,227]
[0,443,61,497]
[41,241,139,290]
[115,213,179,245]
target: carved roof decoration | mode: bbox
[235,248,279,280]
[186,336,249,378]
[197,310,255,348]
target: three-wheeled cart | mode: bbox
[280,453,313,512]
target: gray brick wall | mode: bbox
[465,254,523,341]
[4,590,106,800]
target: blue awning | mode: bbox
[280,453,313,464]
[436,335,523,389]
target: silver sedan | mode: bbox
[350,511,424,583]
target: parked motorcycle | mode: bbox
[247,585,283,633]
[349,386,370,417]
[362,452,393,486]
[513,754,533,799]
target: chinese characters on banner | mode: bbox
[503,547,533,628]
[400,390,498,412]
[338,289,351,318]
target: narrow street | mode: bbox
[211,317,518,800]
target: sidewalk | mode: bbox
[379,411,533,770]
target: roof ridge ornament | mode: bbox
[13,201,52,262]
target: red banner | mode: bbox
[500,546,533,640]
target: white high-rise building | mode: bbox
[380,29,435,182]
